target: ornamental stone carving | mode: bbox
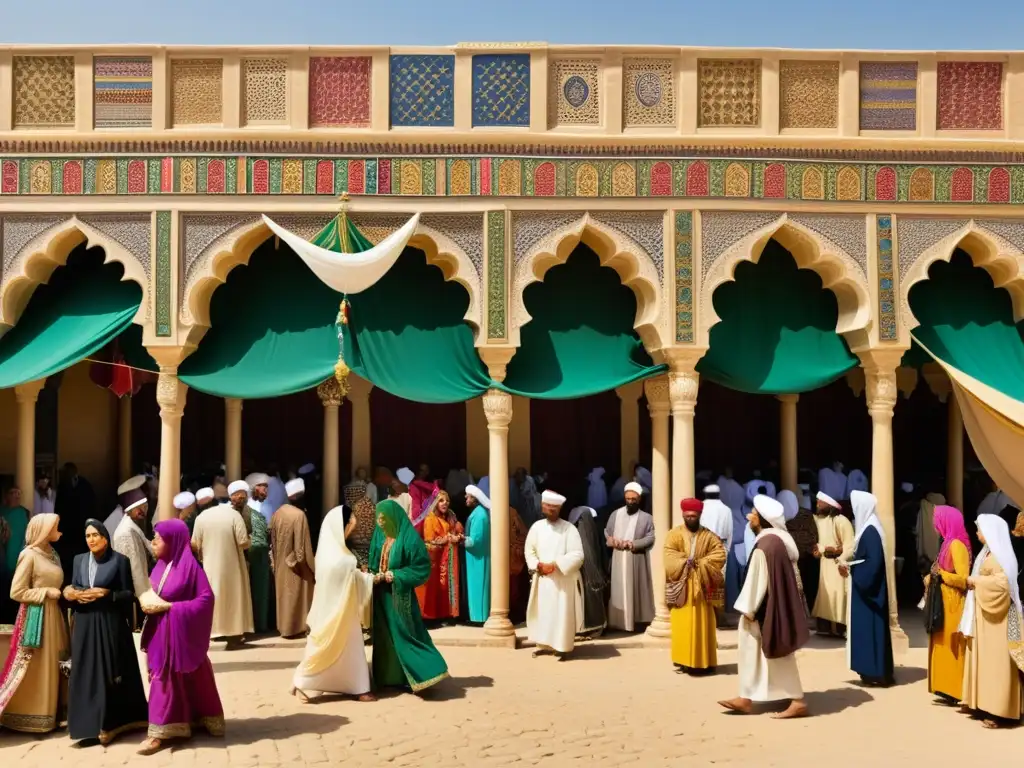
[156,372,188,417]
[78,214,153,277]
[317,376,343,408]
[2,214,69,276]
[483,388,513,428]
[668,370,699,416]
[644,375,670,416]
[866,368,898,416]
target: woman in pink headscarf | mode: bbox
[925,505,973,703]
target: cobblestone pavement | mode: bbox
[2,639,1019,767]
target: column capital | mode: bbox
[317,376,343,408]
[775,393,799,404]
[614,379,644,403]
[668,369,699,416]
[478,346,517,382]
[921,362,951,403]
[483,388,513,429]
[643,374,670,417]
[857,347,904,417]
[156,371,188,417]
[225,397,243,414]
[14,378,46,403]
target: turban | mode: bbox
[117,475,147,495]
[816,491,841,510]
[542,490,566,507]
[196,487,215,503]
[681,497,703,513]
[396,467,415,486]
[228,480,250,496]
[285,478,305,497]
[703,484,720,494]
[119,488,148,513]
[173,491,196,510]
[465,484,491,509]
[624,481,644,496]
[298,463,315,475]
[777,490,799,522]
[753,494,786,530]
[245,473,269,487]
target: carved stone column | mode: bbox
[922,364,961,510]
[118,395,133,482]
[155,371,188,522]
[668,370,699,528]
[643,375,671,644]
[224,398,243,482]
[347,374,373,477]
[14,379,46,501]
[777,394,799,492]
[615,380,644,480]
[482,388,515,643]
[318,377,342,518]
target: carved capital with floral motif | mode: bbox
[483,388,513,430]
[317,376,343,408]
[668,370,699,418]
[644,375,670,418]
[156,370,188,419]
[866,368,898,418]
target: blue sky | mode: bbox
[3,0,1019,49]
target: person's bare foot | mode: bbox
[772,699,809,719]
[982,719,1001,729]
[718,697,752,714]
[137,738,163,756]
[357,693,376,702]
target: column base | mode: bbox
[643,613,672,646]
[483,613,517,647]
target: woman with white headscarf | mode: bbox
[292,505,375,702]
[959,514,1023,727]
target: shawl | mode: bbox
[933,505,972,572]
[665,525,726,603]
[368,500,431,592]
[509,506,527,576]
[916,492,945,562]
[568,506,596,525]
[851,490,885,550]
[25,512,59,549]
[753,533,810,659]
[141,519,214,676]
[409,480,438,529]
[959,514,1023,639]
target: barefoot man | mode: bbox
[720,494,810,719]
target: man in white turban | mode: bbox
[525,490,585,658]
[196,486,216,512]
[192,479,253,643]
[271,477,316,638]
[389,468,414,519]
[811,490,854,637]
[463,484,492,624]
[604,481,655,632]
[173,490,198,535]
[111,479,154,603]
[721,494,809,719]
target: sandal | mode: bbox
[137,738,164,756]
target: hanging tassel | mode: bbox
[334,297,351,398]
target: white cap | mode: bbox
[465,484,491,509]
[703,484,720,494]
[624,481,644,496]
[298,463,315,475]
[753,494,786,529]
[117,475,147,495]
[173,491,196,510]
[196,487,215,502]
[228,480,250,496]
[396,467,415,485]
[245,473,269,487]
[816,491,841,509]
[542,489,566,507]
[285,478,305,497]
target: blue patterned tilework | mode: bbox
[472,54,531,127]
[389,55,455,128]
[860,62,917,131]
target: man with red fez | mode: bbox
[720,494,810,718]
[665,498,726,674]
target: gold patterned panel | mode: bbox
[576,164,599,197]
[497,160,521,196]
[622,58,676,127]
[400,160,423,195]
[909,168,934,201]
[724,163,750,197]
[779,60,839,129]
[179,158,197,193]
[611,162,637,196]
[171,59,224,125]
[801,167,824,200]
[550,58,601,126]
[13,56,75,129]
[697,59,761,127]
[29,161,51,194]
[449,160,471,196]
[243,58,288,125]
[96,160,117,194]
[836,166,862,201]
[282,160,303,194]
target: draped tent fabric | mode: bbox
[0,245,141,389]
[696,240,859,394]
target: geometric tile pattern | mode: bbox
[13,56,76,129]
[389,55,455,127]
[94,56,152,129]
[309,56,372,127]
[697,59,760,127]
[674,211,694,343]
[243,58,288,125]
[779,60,839,129]
[171,59,224,125]
[623,58,676,128]
[550,58,601,126]
[937,62,1003,130]
[859,62,917,130]
[876,214,897,341]
[472,54,531,127]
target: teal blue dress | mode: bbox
[464,506,491,623]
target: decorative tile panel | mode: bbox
[155,212,172,336]
[894,218,969,280]
[550,58,600,126]
[591,211,665,276]
[171,59,223,125]
[674,212,694,343]
[486,211,507,340]
[2,215,67,275]
[181,213,261,286]
[623,58,676,128]
[389,55,455,127]
[697,59,761,127]
[472,54,530,127]
[13,56,75,129]
[859,62,917,131]
[876,215,897,341]
[94,56,152,129]
[309,56,371,127]
[937,62,1003,131]
[789,213,868,275]
[779,60,838,129]
[243,58,288,125]
[512,211,582,265]
[421,213,484,278]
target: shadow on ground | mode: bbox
[202,713,349,746]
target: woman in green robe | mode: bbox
[368,500,448,692]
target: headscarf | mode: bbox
[25,512,59,550]
[933,505,972,571]
[777,490,799,522]
[465,484,491,510]
[851,490,885,551]
[959,514,1022,638]
[586,467,608,510]
[83,517,111,557]
[367,500,432,618]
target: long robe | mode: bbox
[417,512,462,620]
[464,506,491,623]
[927,539,971,699]
[191,505,253,638]
[525,518,585,654]
[271,504,316,637]
[734,534,806,702]
[812,513,854,625]
[0,505,29,623]
[604,507,655,632]
[509,507,530,625]
[112,514,154,598]
[846,525,894,681]
[574,512,608,636]
[961,554,1022,720]
[249,506,273,634]
[665,525,726,670]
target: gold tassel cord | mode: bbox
[333,190,353,399]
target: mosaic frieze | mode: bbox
[937,62,1003,131]
[779,60,838,130]
[550,59,601,127]
[623,58,676,128]
[243,58,288,125]
[77,214,153,277]
[13,56,76,129]
[697,59,760,128]
[859,62,917,131]
[171,59,224,125]
[308,57,371,127]
[94,57,153,129]
[472,54,530,127]
[389,55,455,128]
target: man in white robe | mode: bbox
[721,494,809,718]
[605,482,655,632]
[112,485,154,600]
[104,474,146,535]
[192,479,254,642]
[391,467,415,518]
[811,491,854,636]
[525,490,585,658]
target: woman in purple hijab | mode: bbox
[138,519,225,755]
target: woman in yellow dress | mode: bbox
[0,513,70,733]
[925,505,972,703]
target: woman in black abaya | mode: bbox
[570,506,609,639]
[64,519,148,745]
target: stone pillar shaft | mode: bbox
[156,371,187,522]
[615,381,643,480]
[225,398,243,482]
[777,394,799,492]
[318,378,343,518]
[348,375,373,478]
[669,370,698,528]
[643,375,671,643]
[118,395,133,482]
[14,380,45,502]
[482,388,514,641]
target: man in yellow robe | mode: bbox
[665,497,726,674]
[811,491,854,636]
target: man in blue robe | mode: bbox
[464,484,492,624]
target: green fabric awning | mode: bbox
[0,246,141,389]
[696,240,858,394]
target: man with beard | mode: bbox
[720,494,809,719]
[604,482,655,632]
[245,473,273,634]
[667,497,727,674]
[811,491,854,637]
[112,483,154,601]
[463,484,492,625]
[270,478,316,638]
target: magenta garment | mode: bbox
[147,657,223,729]
[933,505,972,571]
[409,480,438,531]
